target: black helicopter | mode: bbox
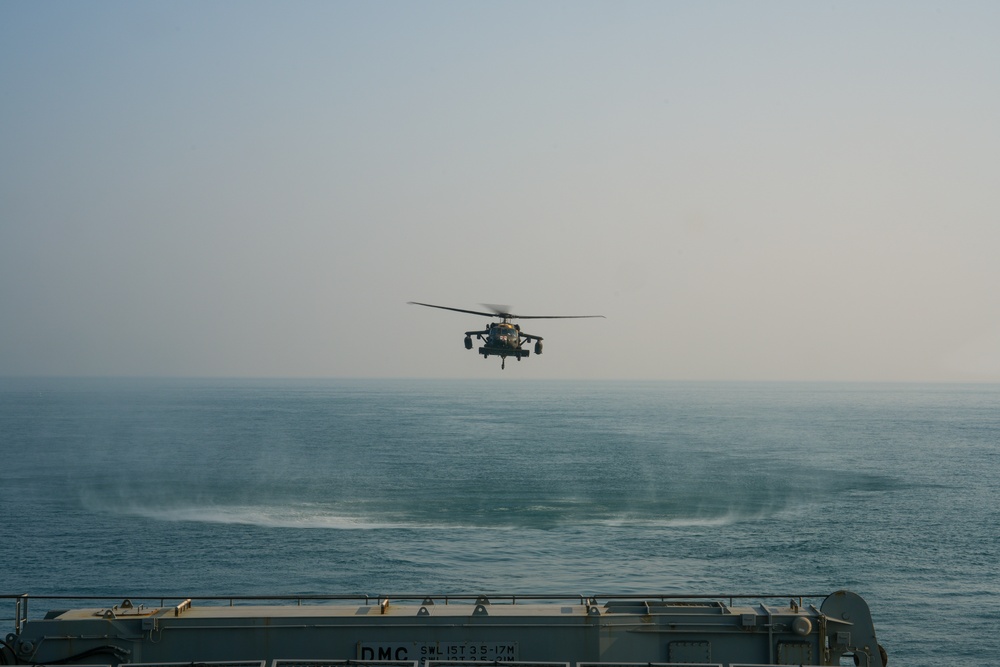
[408,301,605,369]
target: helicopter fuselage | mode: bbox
[465,321,542,366]
[486,322,522,350]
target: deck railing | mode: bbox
[2,592,820,636]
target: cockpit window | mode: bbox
[493,326,516,340]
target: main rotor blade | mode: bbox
[480,303,513,318]
[408,302,498,318]
[409,301,605,320]
[511,314,606,319]
[479,302,605,320]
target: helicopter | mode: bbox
[408,301,605,369]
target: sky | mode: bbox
[2,1,999,381]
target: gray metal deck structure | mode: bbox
[1,591,884,667]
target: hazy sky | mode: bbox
[2,1,998,381]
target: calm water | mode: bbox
[1,378,997,666]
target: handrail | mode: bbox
[0,593,820,603]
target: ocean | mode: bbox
[1,378,997,666]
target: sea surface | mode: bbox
[1,378,997,666]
